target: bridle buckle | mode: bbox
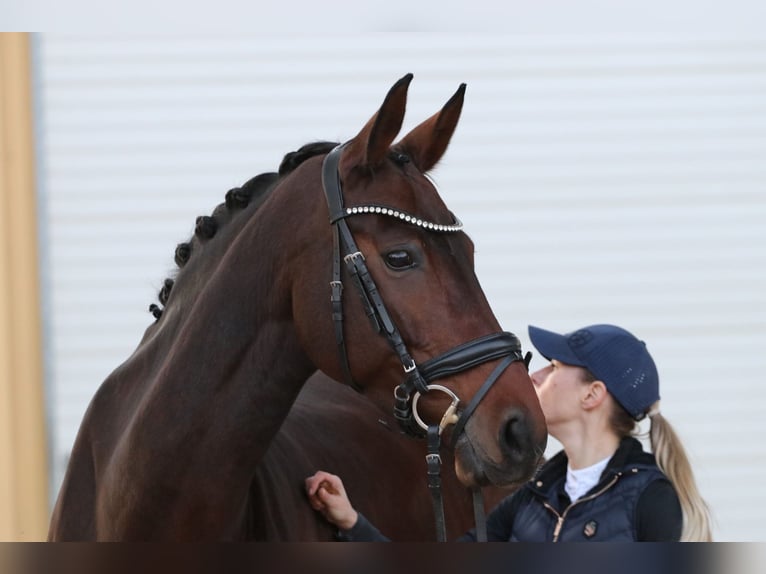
[343,251,365,265]
[425,453,442,465]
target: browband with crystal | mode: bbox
[344,205,463,233]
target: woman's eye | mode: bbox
[385,250,415,269]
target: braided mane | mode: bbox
[149,141,339,320]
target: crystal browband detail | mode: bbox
[345,205,463,233]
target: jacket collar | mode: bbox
[526,436,655,497]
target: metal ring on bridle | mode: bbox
[412,384,461,434]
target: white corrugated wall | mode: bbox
[33,35,766,541]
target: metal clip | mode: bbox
[403,359,417,373]
[439,403,460,432]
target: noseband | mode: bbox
[322,144,529,444]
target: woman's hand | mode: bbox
[305,471,358,530]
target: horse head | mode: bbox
[288,74,547,486]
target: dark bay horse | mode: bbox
[48,74,546,541]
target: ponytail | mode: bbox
[647,403,713,542]
[588,368,714,541]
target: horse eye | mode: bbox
[385,250,415,270]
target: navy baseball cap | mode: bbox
[528,324,660,420]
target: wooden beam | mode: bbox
[0,32,49,541]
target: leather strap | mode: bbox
[450,354,518,448]
[323,144,428,396]
[472,488,487,542]
[417,332,522,382]
[324,144,362,393]
[426,425,447,542]
[330,224,361,393]
[428,426,489,542]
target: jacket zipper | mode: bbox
[542,474,621,542]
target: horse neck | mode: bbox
[123,177,322,471]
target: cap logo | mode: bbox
[568,329,594,348]
[583,519,598,538]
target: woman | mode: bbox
[305,324,713,541]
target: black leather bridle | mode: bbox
[321,143,531,541]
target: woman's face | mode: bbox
[530,360,590,432]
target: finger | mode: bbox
[317,487,333,503]
[305,474,326,496]
[319,480,339,496]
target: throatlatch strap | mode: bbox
[324,144,360,392]
[330,225,361,393]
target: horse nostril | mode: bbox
[503,409,531,460]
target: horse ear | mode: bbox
[340,73,413,172]
[397,83,466,172]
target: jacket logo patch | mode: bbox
[583,520,598,538]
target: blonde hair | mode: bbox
[645,402,713,542]
[581,369,713,541]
